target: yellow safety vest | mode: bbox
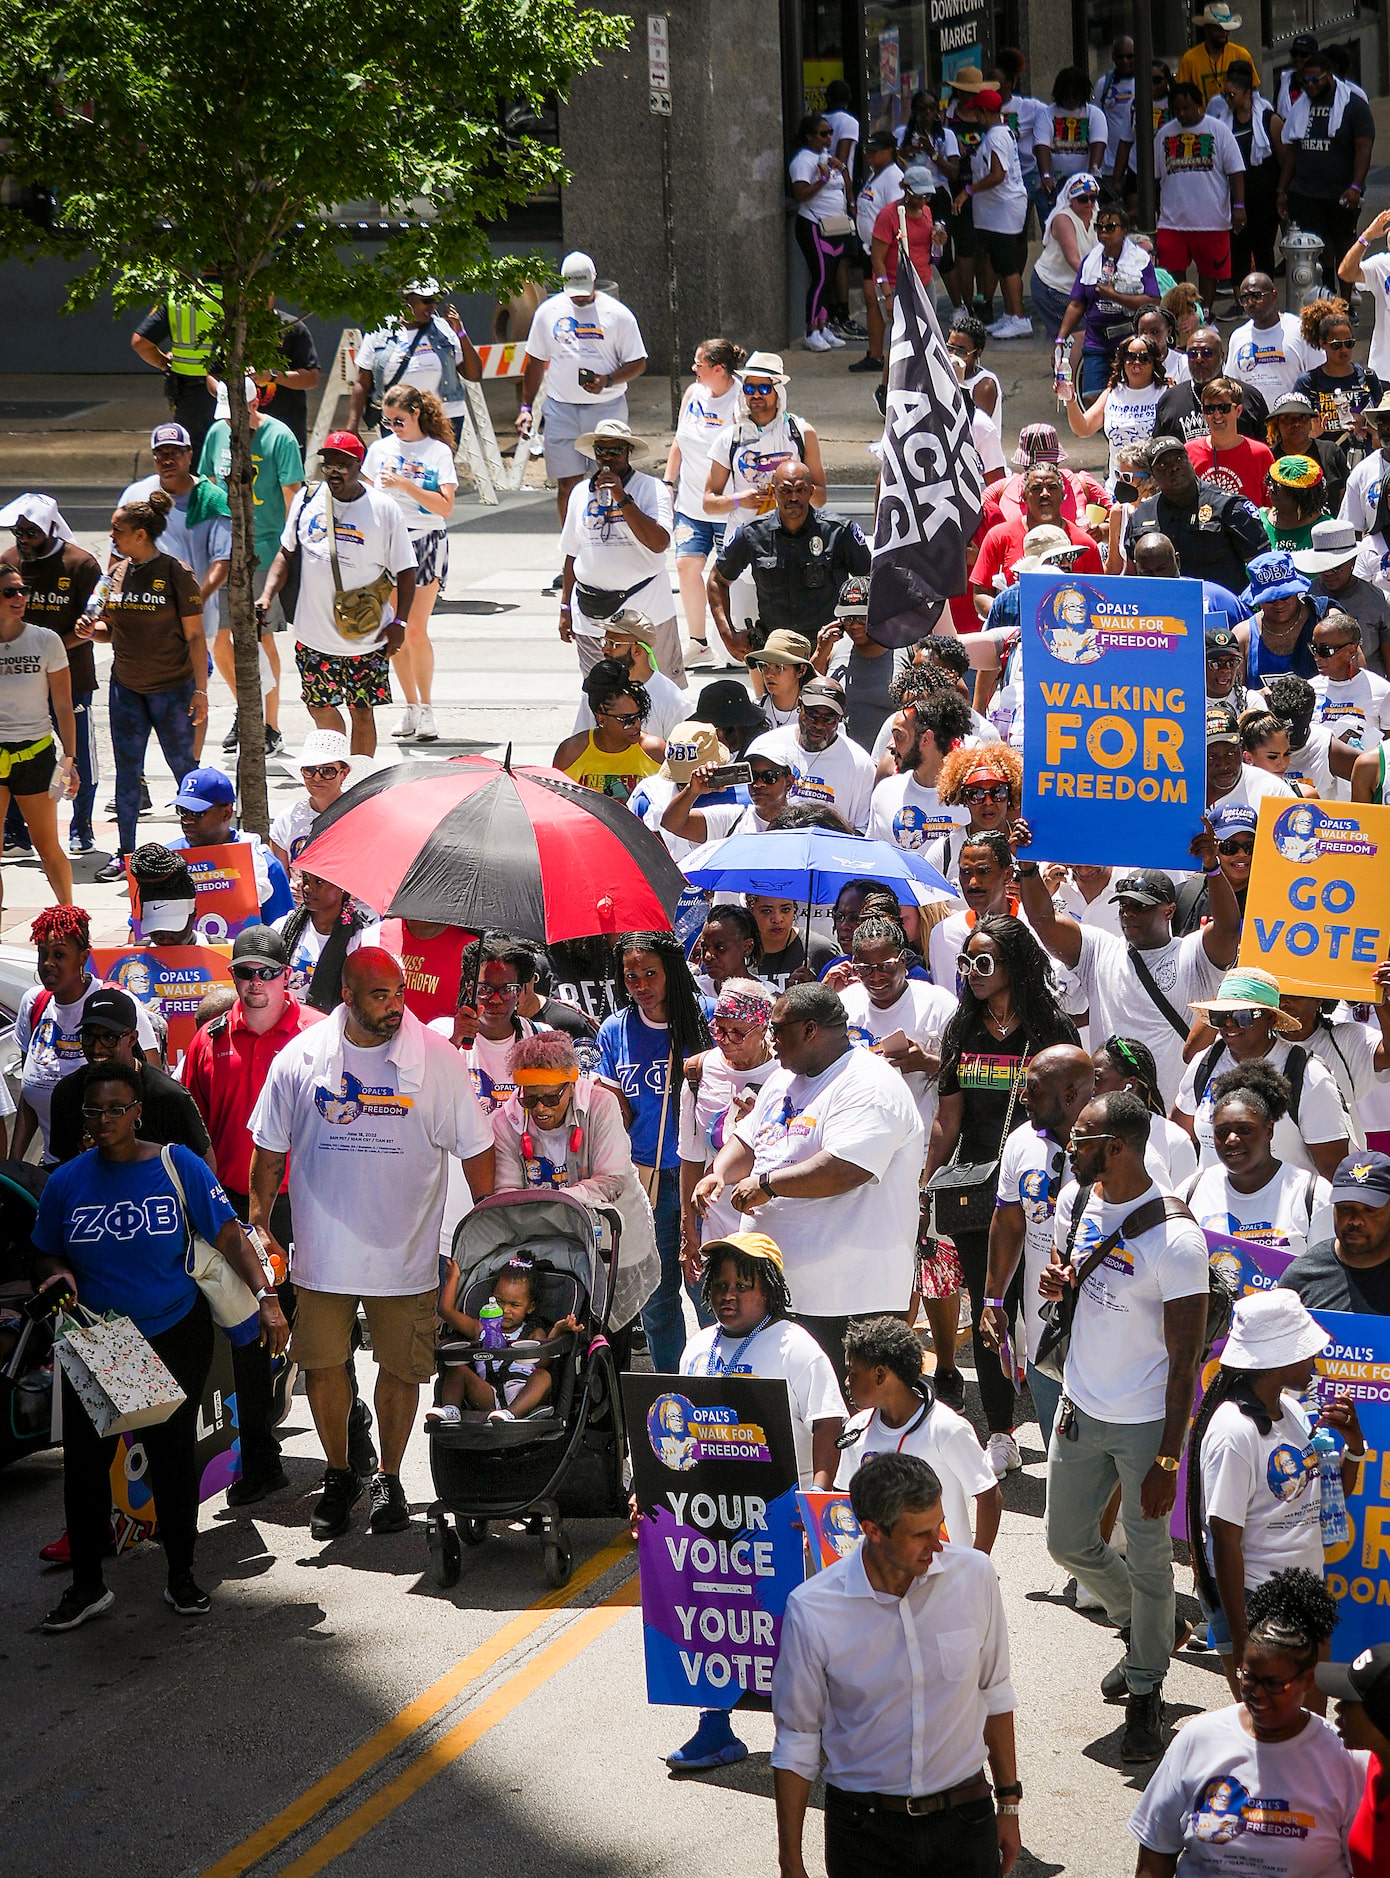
[167,285,223,376]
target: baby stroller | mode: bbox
[425,1190,631,1590]
[0,1161,65,1472]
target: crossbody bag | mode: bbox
[324,487,395,641]
[925,1054,1028,1237]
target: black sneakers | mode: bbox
[1121,1686,1166,1762]
[226,1464,289,1507]
[369,1472,410,1534]
[41,1583,114,1632]
[164,1574,211,1616]
[310,1466,363,1539]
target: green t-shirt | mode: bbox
[1260,508,1322,554]
[198,413,304,569]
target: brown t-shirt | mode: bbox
[0,541,101,692]
[106,552,201,694]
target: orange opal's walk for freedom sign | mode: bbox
[1239,797,1390,1002]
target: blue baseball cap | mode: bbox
[150,422,192,450]
[1209,803,1257,842]
[1330,1151,1390,1207]
[1242,551,1310,609]
[173,766,236,812]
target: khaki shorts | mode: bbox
[292,1287,438,1384]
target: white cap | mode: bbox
[0,493,74,546]
[299,728,351,768]
[404,278,441,298]
[561,251,597,292]
[744,732,794,769]
[1222,1290,1330,1371]
[213,376,260,420]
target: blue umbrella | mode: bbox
[683,827,954,907]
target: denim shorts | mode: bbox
[672,512,725,559]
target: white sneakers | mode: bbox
[424,1403,460,1427]
[415,705,438,743]
[395,704,420,739]
[804,329,834,352]
[987,1430,1023,1477]
[684,641,716,669]
[395,704,438,742]
[986,315,1034,341]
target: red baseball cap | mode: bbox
[975,89,1004,112]
[318,430,366,461]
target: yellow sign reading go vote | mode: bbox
[1239,797,1390,1002]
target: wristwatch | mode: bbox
[254,1285,275,1303]
[1155,1454,1180,1473]
[995,1781,1023,1801]
[758,1171,777,1200]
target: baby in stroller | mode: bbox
[427,1253,581,1424]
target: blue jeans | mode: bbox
[640,1166,712,1373]
[5,686,98,845]
[1027,1361,1063,1449]
[1080,348,1113,398]
[109,676,196,856]
[1030,275,1074,345]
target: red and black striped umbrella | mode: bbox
[293,754,684,943]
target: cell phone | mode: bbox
[703,761,752,788]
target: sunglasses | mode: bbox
[1238,289,1270,303]
[1213,1007,1265,1029]
[382,415,414,429]
[1069,1131,1117,1147]
[956,952,999,979]
[301,763,348,781]
[748,766,783,785]
[1187,345,1219,359]
[1325,338,1357,351]
[1218,837,1256,855]
[232,963,287,982]
[853,955,905,977]
[600,708,642,728]
[1202,401,1236,414]
[592,443,628,458]
[743,382,776,397]
[1312,641,1358,657]
[800,707,840,726]
[517,1085,571,1108]
[1207,652,1241,667]
[0,584,28,599]
[1096,220,1124,233]
[1124,353,1153,366]
[961,782,1011,804]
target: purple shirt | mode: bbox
[1074,253,1162,356]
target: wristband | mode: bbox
[984,1297,1007,1309]
[758,1171,777,1200]
[559,604,572,614]
[965,185,974,198]
[1016,862,1039,878]
[1349,183,1364,195]
[254,1286,275,1303]
[1202,864,1221,876]
[519,402,532,413]
[1359,234,1372,246]
[997,1804,1021,1818]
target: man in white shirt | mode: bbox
[1308,606,1390,755]
[570,611,689,741]
[772,1450,1020,1878]
[1225,272,1320,403]
[1042,1091,1209,1763]
[1015,829,1241,1108]
[260,432,415,757]
[1095,38,1137,175]
[868,691,975,850]
[557,421,680,683]
[693,980,925,1382]
[248,948,495,1542]
[758,677,876,832]
[1154,84,1247,308]
[515,252,648,526]
[854,133,902,374]
[1203,699,1298,812]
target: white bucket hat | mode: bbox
[1222,1290,1329,1371]
[574,418,652,461]
[735,350,790,386]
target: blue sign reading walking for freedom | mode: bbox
[1020,572,1208,870]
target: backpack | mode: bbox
[1193,1041,1307,1126]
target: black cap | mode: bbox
[1109,869,1178,908]
[81,987,141,1034]
[691,680,766,731]
[1205,627,1240,653]
[231,926,290,965]
[1315,1643,1390,1734]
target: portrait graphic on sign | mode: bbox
[1239,797,1390,1003]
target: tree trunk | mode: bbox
[224,291,269,837]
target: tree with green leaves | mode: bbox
[0,0,626,831]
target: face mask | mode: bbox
[1113,478,1139,504]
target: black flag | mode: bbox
[867,244,985,648]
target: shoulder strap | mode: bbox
[1194,1039,1226,1108]
[1123,1192,1194,1238]
[1303,1170,1318,1226]
[1126,944,1190,1039]
[323,487,345,595]
[1284,1044,1307,1127]
[384,320,432,393]
[207,1012,231,1039]
[785,415,806,461]
[1061,1181,1094,1265]
[31,987,52,1030]
[683,1051,706,1095]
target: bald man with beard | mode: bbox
[249,947,495,1540]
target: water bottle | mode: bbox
[478,1297,506,1350]
[47,755,73,801]
[83,571,114,619]
[1312,1423,1352,1548]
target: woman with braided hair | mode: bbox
[12,905,158,1163]
[1093,1036,1198,1187]
[1130,1563,1363,1873]
[273,871,377,1013]
[129,842,197,946]
[1185,1287,1363,1698]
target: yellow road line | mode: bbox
[278,1577,642,1877]
[199,1532,634,1878]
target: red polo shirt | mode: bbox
[970,514,1103,597]
[181,997,323,1195]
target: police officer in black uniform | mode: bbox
[1122,434,1269,593]
[706,459,872,663]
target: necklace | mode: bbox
[983,1002,1017,1036]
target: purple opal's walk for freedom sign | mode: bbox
[622,1373,804,1710]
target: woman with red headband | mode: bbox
[11,905,158,1164]
[925,744,1024,885]
[487,1029,658,1336]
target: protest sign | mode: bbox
[92,945,233,1067]
[623,1373,803,1709]
[129,841,261,944]
[1238,797,1390,1003]
[796,1490,862,1572]
[1020,572,1205,869]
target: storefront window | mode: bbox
[802,0,848,112]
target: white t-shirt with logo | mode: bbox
[757,723,877,832]
[1176,1038,1351,1173]
[709,413,808,536]
[1201,1390,1323,1586]
[272,913,376,1006]
[835,1397,996,1545]
[1359,249,1390,384]
[17,980,154,1158]
[250,1005,493,1294]
[1225,314,1320,405]
[522,290,647,407]
[681,1317,845,1488]
[840,978,955,1131]
[789,146,849,223]
[867,774,967,852]
[1096,71,1137,169]
[1127,1706,1364,1877]
[1074,927,1226,1109]
[970,126,1028,236]
[733,1046,925,1316]
[361,434,457,536]
[354,320,466,417]
[1312,667,1390,753]
[558,469,674,632]
[1211,763,1295,817]
[674,381,740,520]
[1053,1178,1211,1423]
[281,483,415,658]
[1181,1162,1334,1263]
[1045,102,1108,178]
[856,162,904,252]
[1154,115,1245,233]
[1338,446,1389,534]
